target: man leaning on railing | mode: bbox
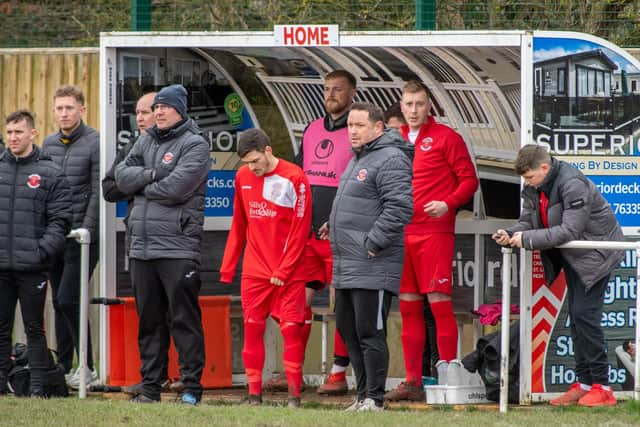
[492,144,624,408]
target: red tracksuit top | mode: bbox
[220,159,312,283]
[401,117,479,234]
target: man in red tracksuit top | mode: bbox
[386,80,479,401]
[219,128,312,408]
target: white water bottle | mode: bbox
[435,360,449,385]
[447,359,462,386]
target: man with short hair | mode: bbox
[325,102,413,411]
[43,85,100,388]
[384,102,439,381]
[386,81,479,401]
[116,84,210,405]
[102,91,156,204]
[220,128,312,408]
[282,70,356,395]
[0,110,72,397]
[383,102,406,130]
[493,144,624,407]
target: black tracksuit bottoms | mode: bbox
[335,288,392,405]
[0,271,49,392]
[130,258,205,400]
[564,264,611,386]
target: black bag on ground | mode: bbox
[462,320,520,404]
[8,343,69,398]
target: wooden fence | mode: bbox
[0,48,99,141]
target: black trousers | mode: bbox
[0,271,49,376]
[564,264,610,386]
[130,258,205,400]
[49,240,99,372]
[335,288,392,405]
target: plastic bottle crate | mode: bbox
[425,384,490,404]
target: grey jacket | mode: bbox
[115,119,211,262]
[329,129,413,295]
[43,122,100,240]
[508,158,624,289]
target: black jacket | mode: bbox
[43,122,100,241]
[0,146,72,271]
[329,129,414,294]
[102,135,137,203]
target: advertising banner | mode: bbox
[532,34,639,392]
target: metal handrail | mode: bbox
[499,240,640,413]
[67,228,91,399]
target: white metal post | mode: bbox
[500,247,513,413]
[321,317,328,378]
[635,245,640,401]
[68,228,91,399]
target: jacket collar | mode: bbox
[146,118,191,143]
[1,144,41,164]
[537,157,560,197]
[324,110,349,131]
[59,121,86,145]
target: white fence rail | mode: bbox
[499,240,640,413]
[67,228,91,399]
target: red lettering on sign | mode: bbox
[283,26,295,45]
[320,27,329,44]
[281,26,331,46]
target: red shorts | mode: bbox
[241,277,306,323]
[300,235,333,290]
[400,233,455,295]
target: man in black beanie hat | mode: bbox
[116,84,210,405]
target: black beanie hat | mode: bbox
[152,84,188,118]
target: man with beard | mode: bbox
[263,70,357,395]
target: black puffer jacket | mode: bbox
[0,146,72,271]
[102,135,137,203]
[329,129,413,295]
[43,122,100,241]
[115,119,211,262]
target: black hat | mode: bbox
[152,84,188,118]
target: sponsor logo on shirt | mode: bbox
[314,139,334,159]
[27,174,41,189]
[356,168,368,182]
[438,278,449,284]
[249,201,277,218]
[420,137,433,152]
[162,152,175,164]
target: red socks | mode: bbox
[333,330,348,358]
[400,299,425,385]
[242,319,266,396]
[280,322,305,397]
[430,300,458,361]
